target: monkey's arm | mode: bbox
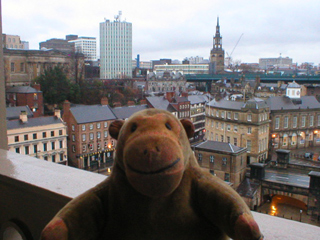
[195,170,263,240]
[41,183,108,240]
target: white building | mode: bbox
[68,37,97,61]
[100,11,132,79]
[154,64,209,75]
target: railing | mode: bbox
[1,149,320,240]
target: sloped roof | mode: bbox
[7,86,41,93]
[265,96,320,111]
[193,140,245,154]
[70,105,117,124]
[7,116,64,130]
[188,95,208,105]
[207,99,244,110]
[6,106,33,120]
[146,96,171,111]
[237,178,260,199]
[112,105,148,120]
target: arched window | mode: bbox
[283,134,288,146]
[291,133,297,145]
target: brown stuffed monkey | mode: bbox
[41,108,263,240]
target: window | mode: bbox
[90,133,94,140]
[20,62,24,72]
[275,117,280,129]
[216,110,219,117]
[59,141,63,148]
[247,114,252,122]
[247,140,252,152]
[51,131,54,137]
[59,130,63,136]
[14,136,19,142]
[82,145,87,152]
[104,122,108,128]
[301,116,306,127]
[310,115,314,127]
[215,134,219,141]
[283,134,288,146]
[60,154,64,161]
[221,135,224,142]
[72,145,76,153]
[222,157,227,166]
[247,127,252,134]
[221,111,225,119]
[33,144,38,153]
[198,153,202,161]
[227,112,231,119]
[97,123,101,129]
[104,130,108,138]
[216,122,219,129]
[89,124,94,130]
[221,123,224,130]
[97,132,101,139]
[234,138,237,146]
[82,134,86,142]
[82,125,86,131]
[43,143,47,151]
[227,136,230,143]
[11,62,14,72]
[52,155,56,162]
[24,134,28,141]
[224,173,230,182]
[234,125,238,132]
[33,133,37,139]
[43,132,46,138]
[72,134,75,142]
[234,112,239,120]
[25,146,29,155]
[51,142,55,150]
[15,147,20,153]
[227,124,231,131]
[72,125,75,131]
[291,133,297,145]
[293,116,297,128]
[210,155,214,163]
[284,116,288,128]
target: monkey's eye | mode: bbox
[165,122,172,130]
[131,123,137,132]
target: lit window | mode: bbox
[247,114,252,122]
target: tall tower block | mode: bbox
[100,11,132,79]
[210,17,225,74]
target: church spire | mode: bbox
[214,17,222,49]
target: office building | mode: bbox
[100,11,132,79]
[68,37,97,61]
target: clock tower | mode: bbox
[210,17,225,74]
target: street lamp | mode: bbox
[299,210,303,222]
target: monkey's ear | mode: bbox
[109,120,125,140]
[180,119,195,138]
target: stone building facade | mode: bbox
[7,110,68,164]
[3,48,85,86]
[146,71,186,94]
[206,98,270,164]
[193,140,247,189]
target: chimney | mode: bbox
[20,111,28,123]
[127,101,134,106]
[101,97,109,106]
[33,83,41,91]
[181,92,188,98]
[63,100,71,113]
[54,109,61,119]
[165,91,175,102]
[140,99,147,105]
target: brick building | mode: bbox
[3,48,84,86]
[62,99,117,172]
[193,140,247,188]
[6,85,43,117]
[206,98,270,164]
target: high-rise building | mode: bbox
[69,37,97,61]
[209,17,225,74]
[100,11,132,79]
[2,34,26,49]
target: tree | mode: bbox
[34,66,71,106]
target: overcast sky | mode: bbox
[2,0,320,64]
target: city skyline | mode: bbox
[2,0,320,64]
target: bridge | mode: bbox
[185,74,320,92]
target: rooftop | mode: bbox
[70,104,117,124]
[7,115,64,130]
[193,140,246,154]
